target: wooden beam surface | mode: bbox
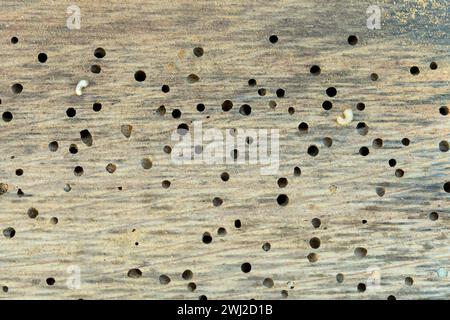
[0,0,449,299]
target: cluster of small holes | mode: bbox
[0,31,446,302]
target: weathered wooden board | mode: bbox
[0,0,449,299]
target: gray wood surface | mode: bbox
[0,0,449,299]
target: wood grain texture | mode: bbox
[0,0,449,300]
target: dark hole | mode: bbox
[220,172,230,182]
[410,66,420,75]
[106,163,117,174]
[2,111,13,122]
[401,138,410,146]
[161,84,170,93]
[163,145,172,154]
[48,141,59,152]
[429,212,439,221]
[127,269,142,278]
[222,100,233,111]
[311,218,321,228]
[359,146,369,156]
[187,282,197,292]
[294,167,301,176]
[439,106,448,116]
[372,138,383,149]
[182,270,193,280]
[395,169,404,178]
[309,237,321,249]
[3,227,15,238]
[27,208,39,219]
[376,187,385,197]
[15,169,23,176]
[159,275,171,285]
[202,232,212,244]
[356,122,368,135]
[212,197,223,207]
[217,227,227,236]
[141,158,152,169]
[269,35,278,44]
[276,88,285,98]
[288,107,295,114]
[248,79,257,86]
[353,247,367,258]
[262,242,271,251]
[444,182,450,193]
[348,35,358,45]
[307,253,318,263]
[46,278,55,286]
[263,278,274,288]
[405,277,414,286]
[310,65,321,75]
[439,141,449,152]
[193,47,204,57]
[323,137,332,147]
[388,159,397,167]
[90,64,101,74]
[430,62,438,70]
[69,144,78,154]
[239,104,251,116]
[161,180,170,188]
[257,88,266,96]
[307,145,319,157]
[80,129,93,146]
[172,109,181,119]
[177,123,189,135]
[187,74,200,83]
[357,283,366,292]
[156,105,166,115]
[325,87,337,97]
[356,102,365,111]
[134,70,146,82]
[66,107,76,117]
[322,100,332,110]
[234,219,241,228]
[93,102,102,112]
[38,53,48,63]
[241,262,252,273]
[298,122,308,133]
[74,166,84,176]
[370,73,379,81]
[277,194,289,206]
[196,103,205,112]
[277,177,288,188]
[94,47,106,58]
[11,83,23,94]
[11,36,18,44]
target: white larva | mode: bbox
[75,80,89,96]
[336,109,353,126]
